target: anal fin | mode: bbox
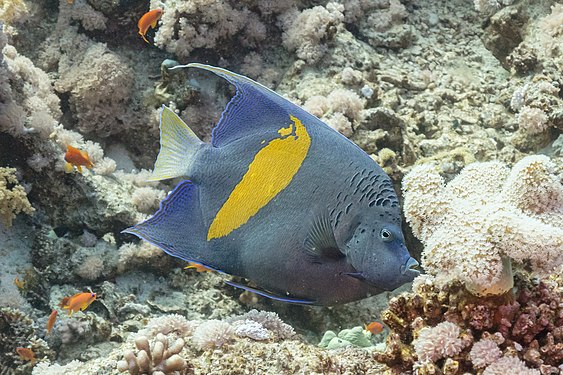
[224,280,316,305]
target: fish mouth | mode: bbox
[400,257,420,278]
[344,257,420,285]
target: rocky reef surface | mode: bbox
[0,0,561,374]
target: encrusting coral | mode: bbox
[318,326,373,349]
[402,155,563,296]
[0,167,34,227]
[373,272,562,374]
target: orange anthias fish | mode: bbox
[60,292,97,315]
[138,9,163,43]
[13,276,25,290]
[364,321,384,335]
[16,347,36,363]
[64,145,94,174]
[185,261,212,273]
[46,310,58,334]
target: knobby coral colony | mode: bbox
[373,156,563,374]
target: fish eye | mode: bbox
[380,228,393,242]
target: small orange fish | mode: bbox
[14,276,25,290]
[46,310,58,334]
[64,145,94,174]
[185,262,212,273]
[364,321,384,335]
[138,9,163,43]
[60,292,97,315]
[16,347,36,363]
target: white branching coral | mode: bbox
[517,106,549,135]
[54,43,134,137]
[483,356,540,375]
[403,155,563,296]
[228,309,295,340]
[192,320,234,350]
[1,36,61,138]
[469,338,502,368]
[152,0,269,59]
[303,88,365,137]
[412,322,467,362]
[136,314,195,340]
[281,2,344,64]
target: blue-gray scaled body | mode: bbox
[124,63,419,305]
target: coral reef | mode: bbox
[1,0,562,373]
[0,167,34,227]
[281,2,344,64]
[0,307,54,373]
[402,155,563,295]
[373,272,562,373]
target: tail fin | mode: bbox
[148,105,204,181]
[122,180,206,261]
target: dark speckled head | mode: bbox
[124,64,419,305]
[345,219,418,290]
[329,166,419,293]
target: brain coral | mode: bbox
[402,155,563,296]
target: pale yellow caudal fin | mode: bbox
[148,106,204,181]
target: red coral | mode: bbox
[375,273,562,373]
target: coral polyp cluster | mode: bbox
[373,273,563,374]
[402,155,563,296]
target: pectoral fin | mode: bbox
[304,212,343,260]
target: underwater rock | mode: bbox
[32,227,118,283]
[481,5,529,69]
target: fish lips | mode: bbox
[400,256,420,279]
[344,256,420,289]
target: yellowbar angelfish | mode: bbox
[124,64,419,305]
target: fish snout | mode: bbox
[400,257,420,279]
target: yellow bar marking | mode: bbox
[207,115,311,240]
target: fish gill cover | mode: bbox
[0,0,561,374]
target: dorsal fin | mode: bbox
[170,63,315,147]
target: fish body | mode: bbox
[138,9,163,43]
[46,310,58,334]
[16,347,35,362]
[125,64,419,305]
[64,145,94,173]
[13,276,25,290]
[364,321,384,335]
[61,292,96,315]
[185,262,212,273]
